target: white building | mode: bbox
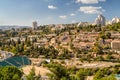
[77,22,91,27]
[32,21,38,30]
[95,14,106,26]
[111,17,120,24]
[0,51,14,61]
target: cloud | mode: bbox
[44,0,54,2]
[79,6,105,14]
[72,20,76,23]
[59,15,67,19]
[76,0,106,4]
[48,5,57,9]
[99,0,106,2]
[70,13,76,16]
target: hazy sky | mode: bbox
[0,0,120,26]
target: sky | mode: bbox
[0,0,120,26]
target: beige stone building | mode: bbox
[111,40,120,51]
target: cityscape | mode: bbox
[0,0,120,80]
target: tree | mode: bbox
[93,46,103,54]
[99,32,106,39]
[96,56,104,61]
[47,63,71,80]
[106,32,111,39]
[75,69,87,80]
[106,54,113,60]
[94,68,111,80]
[11,46,18,54]
[26,66,41,80]
[0,66,23,80]
[26,66,36,80]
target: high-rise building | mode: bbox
[111,17,120,24]
[95,14,106,26]
[32,21,38,30]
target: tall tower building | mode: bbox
[111,17,120,24]
[95,14,106,26]
[32,21,38,30]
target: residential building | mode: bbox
[77,22,91,27]
[111,40,120,50]
[0,51,14,61]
